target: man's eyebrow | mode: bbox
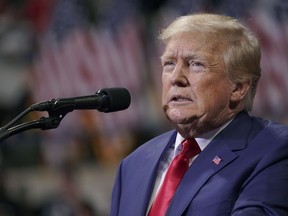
[160,53,174,61]
[183,51,208,59]
[160,52,205,61]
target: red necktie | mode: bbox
[148,139,201,216]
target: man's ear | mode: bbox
[230,81,251,102]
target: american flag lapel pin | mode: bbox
[212,155,222,165]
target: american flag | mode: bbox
[212,155,222,165]
[248,0,288,122]
[27,0,145,135]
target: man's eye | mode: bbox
[192,62,202,66]
[189,61,206,71]
[163,61,174,66]
[162,61,176,71]
[190,61,203,67]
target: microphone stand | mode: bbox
[0,104,71,143]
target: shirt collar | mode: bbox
[174,118,234,157]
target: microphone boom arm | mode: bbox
[0,87,131,143]
[0,106,70,143]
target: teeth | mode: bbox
[173,97,189,101]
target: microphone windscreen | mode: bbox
[97,88,131,112]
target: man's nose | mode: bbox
[169,64,189,87]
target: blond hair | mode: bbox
[159,13,261,111]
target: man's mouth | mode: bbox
[170,95,192,102]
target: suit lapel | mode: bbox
[136,131,177,214]
[167,140,239,215]
[167,111,253,215]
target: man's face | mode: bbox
[161,32,235,135]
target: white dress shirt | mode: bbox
[146,119,233,214]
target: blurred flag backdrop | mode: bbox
[22,0,288,167]
[0,0,287,215]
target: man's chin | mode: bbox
[172,119,200,138]
[164,108,200,124]
[167,115,198,125]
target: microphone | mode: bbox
[31,88,131,113]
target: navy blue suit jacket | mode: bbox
[110,111,288,215]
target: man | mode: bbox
[110,13,288,216]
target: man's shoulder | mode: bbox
[262,119,288,141]
[136,130,176,151]
[124,130,176,160]
[143,130,177,145]
[252,116,288,140]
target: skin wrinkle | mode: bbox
[161,32,249,138]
